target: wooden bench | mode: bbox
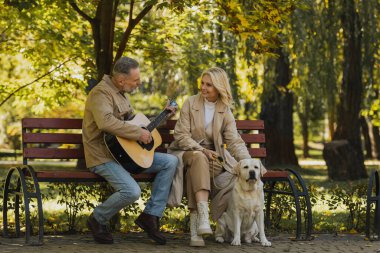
[2,118,313,245]
[366,170,380,240]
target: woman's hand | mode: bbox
[201,148,219,161]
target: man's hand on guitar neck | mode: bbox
[165,100,178,118]
[138,128,152,144]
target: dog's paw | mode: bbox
[261,240,271,247]
[215,236,224,243]
[231,238,241,246]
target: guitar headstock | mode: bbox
[169,99,178,107]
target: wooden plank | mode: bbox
[248,148,267,158]
[236,120,264,130]
[23,148,84,159]
[156,147,167,153]
[158,120,264,131]
[158,120,176,130]
[23,133,82,144]
[35,171,155,182]
[262,170,289,179]
[240,134,265,143]
[22,118,82,129]
[160,133,175,143]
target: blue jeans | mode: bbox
[90,153,178,225]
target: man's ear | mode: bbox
[260,160,267,177]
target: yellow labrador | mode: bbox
[215,158,271,246]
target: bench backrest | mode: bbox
[22,118,266,165]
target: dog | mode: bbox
[215,158,271,246]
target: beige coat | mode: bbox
[82,75,142,168]
[168,94,251,220]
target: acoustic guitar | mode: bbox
[104,100,177,174]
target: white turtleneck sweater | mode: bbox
[204,99,216,128]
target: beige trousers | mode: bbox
[182,150,223,209]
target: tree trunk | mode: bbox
[323,140,364,180]
[89,0,116,81]
[373,126,380,159]
[324,0,367,180]
[360,116,373,159]
[324,0,338,141]
[260,48,299,167]
[297,99,310,158]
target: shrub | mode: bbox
[323,182,367,232]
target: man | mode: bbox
[82,56,178,245]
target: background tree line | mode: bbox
[0,0,379,181]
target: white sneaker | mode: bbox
[189,212,205,247]
[197,201,213,235]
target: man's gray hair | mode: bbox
[112,56,139,76]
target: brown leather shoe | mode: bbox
[87,214,113,244]
[135,212,166,245]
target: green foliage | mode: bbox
[45,183,93,232]
[265,181,318,235]
[42,181,188,233]
[322,183,368,232]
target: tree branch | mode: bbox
[69,0,94,23]
[129,0,134,24]
[134,2,153,26]
[0,57,76,108]
[114,2,154,62]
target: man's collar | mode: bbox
[103,75,121,94]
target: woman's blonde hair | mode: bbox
[201,67,233,107]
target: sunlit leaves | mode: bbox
[216,0,299,55]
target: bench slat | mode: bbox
[160,133,265,144]
[157,119,265,131]
[248,148,266,158]
[160,133,175,143]
[155,147,266,158]
[240,134,265,143]
[236,120,264,130]
[34,170,287,182]
[22,118,82,129]
[24,148,84,159]
[35,171,156,182]
[262,170,289,178]
[23,133,83,144]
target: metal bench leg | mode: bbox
[3,166,43,245]
[287,169,313,240]
[366,171,375,239]
[3,167,17,238]
[3,167,24,238]
[366,170,380,240]
[22,165,44,245]
[287,177,302,239]
[375,171,380,239]
[15,177,21,238]
[15,167,32,244]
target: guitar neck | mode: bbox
[147,110,170,132]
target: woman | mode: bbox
[168,67,251,246]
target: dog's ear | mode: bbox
[260,160,267,177]
[234,161,241,176]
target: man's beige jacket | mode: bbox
[82,75,142,168]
